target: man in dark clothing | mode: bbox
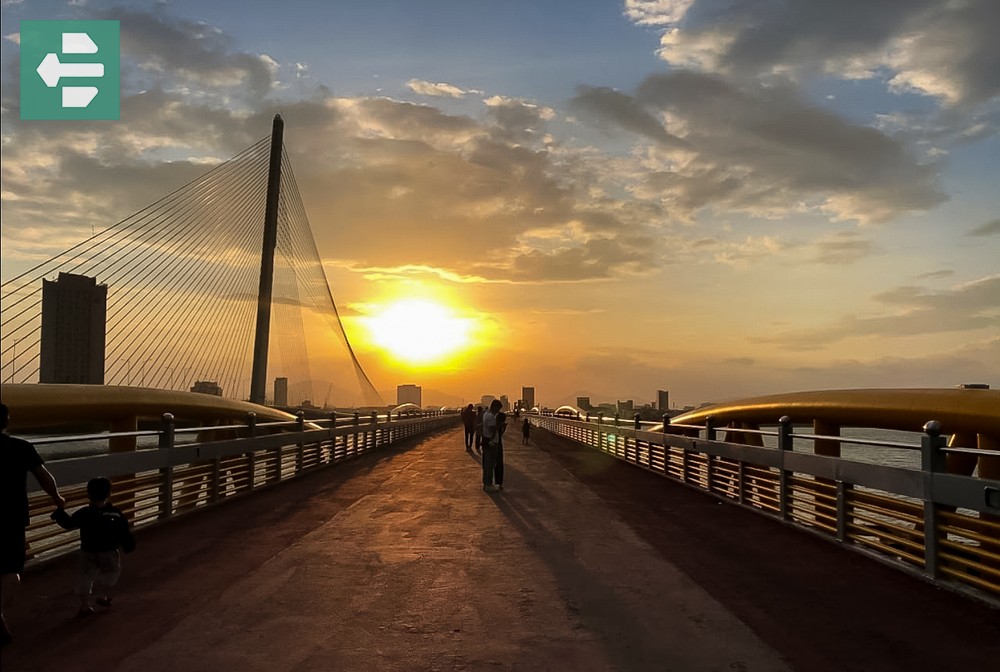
[460,404,476,451]
[481,400,507,491]
[52,477,136,618]
[1,403,65,645]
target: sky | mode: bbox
[2,0,998,409]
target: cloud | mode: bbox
[968,218,1000,237]
[631,0,1000,109]
[103,7,278,99]
[406,79,470,98]
[483,96,556,144]
[758,275,1000,349]
[812,231,880,265]
[573,72,946,223]
[571,86,687,148]
[623,0,695,27]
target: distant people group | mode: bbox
[1,403,135,646]
[461,401,536,492]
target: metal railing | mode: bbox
[24,410,458,566]
[530,414,1000,606]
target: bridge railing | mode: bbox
[24,411,458,566]
[530,414,1000,606]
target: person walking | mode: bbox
[473,406,484,454]
[521,418,531,445]
[1,403,66,646]
[460,404,476,452]
[481,400,507,492]
[51,477,136,618]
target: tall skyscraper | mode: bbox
[499,394,510,411]
[522,386,535,410]
[397,384,422,407]
[657,390,670,412]
[40,272,107,384]
[274,377,288,406]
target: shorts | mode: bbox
[75,549,122,595]
[0,524,28,574]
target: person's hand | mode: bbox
[53,494,67,509]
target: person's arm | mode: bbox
[118,510,137,553]
[32,465,67,509]
[50,506,77,530]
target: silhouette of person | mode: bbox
[481,400,506,492]
[483,399,503,492]
[52,477,136,618]
[473,406,484,453]
[1,402,66,645]
[461,404,476,451]
[522,418,531,445]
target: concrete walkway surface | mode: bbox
[2,426,997,672]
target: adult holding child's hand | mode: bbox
[1,403,66,646]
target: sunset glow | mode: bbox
[363,299,473,365]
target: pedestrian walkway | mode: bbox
[2,426,997,671]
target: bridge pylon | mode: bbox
[249,114,284,405]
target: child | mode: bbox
[51,477,136,618]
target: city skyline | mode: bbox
[2,1,998,408]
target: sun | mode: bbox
[364,299,473,365]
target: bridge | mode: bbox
[3,425,999,671]
[2,118,999,667]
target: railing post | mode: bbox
[246,412,257,490]
[778,415,792,520]
[158,413,175,520]
[328,413,337,463]
[296,411,305,475]
[921,420,946,579]
[836,481,851,543]
[597,413,604,452]
[661,414,671,475]
[614,412,620,427]
[705,416,716,442]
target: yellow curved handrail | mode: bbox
[1,383,297,430]
[670,388,1000,436]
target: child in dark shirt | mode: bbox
[51,477,136,617]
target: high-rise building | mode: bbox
[499,395,510,411]
[617,399,634,413]
[576,396,591,411]
[40,272,107,384]
[274,377,288,406]
[480,394,495,409]
[191,380,222,396]
[397,384,422,407]
[522,386,535,410]
[657,390,670,412]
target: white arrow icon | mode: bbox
[63,87,99,108]
[63,32,99,54]
[36,52,104,88]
